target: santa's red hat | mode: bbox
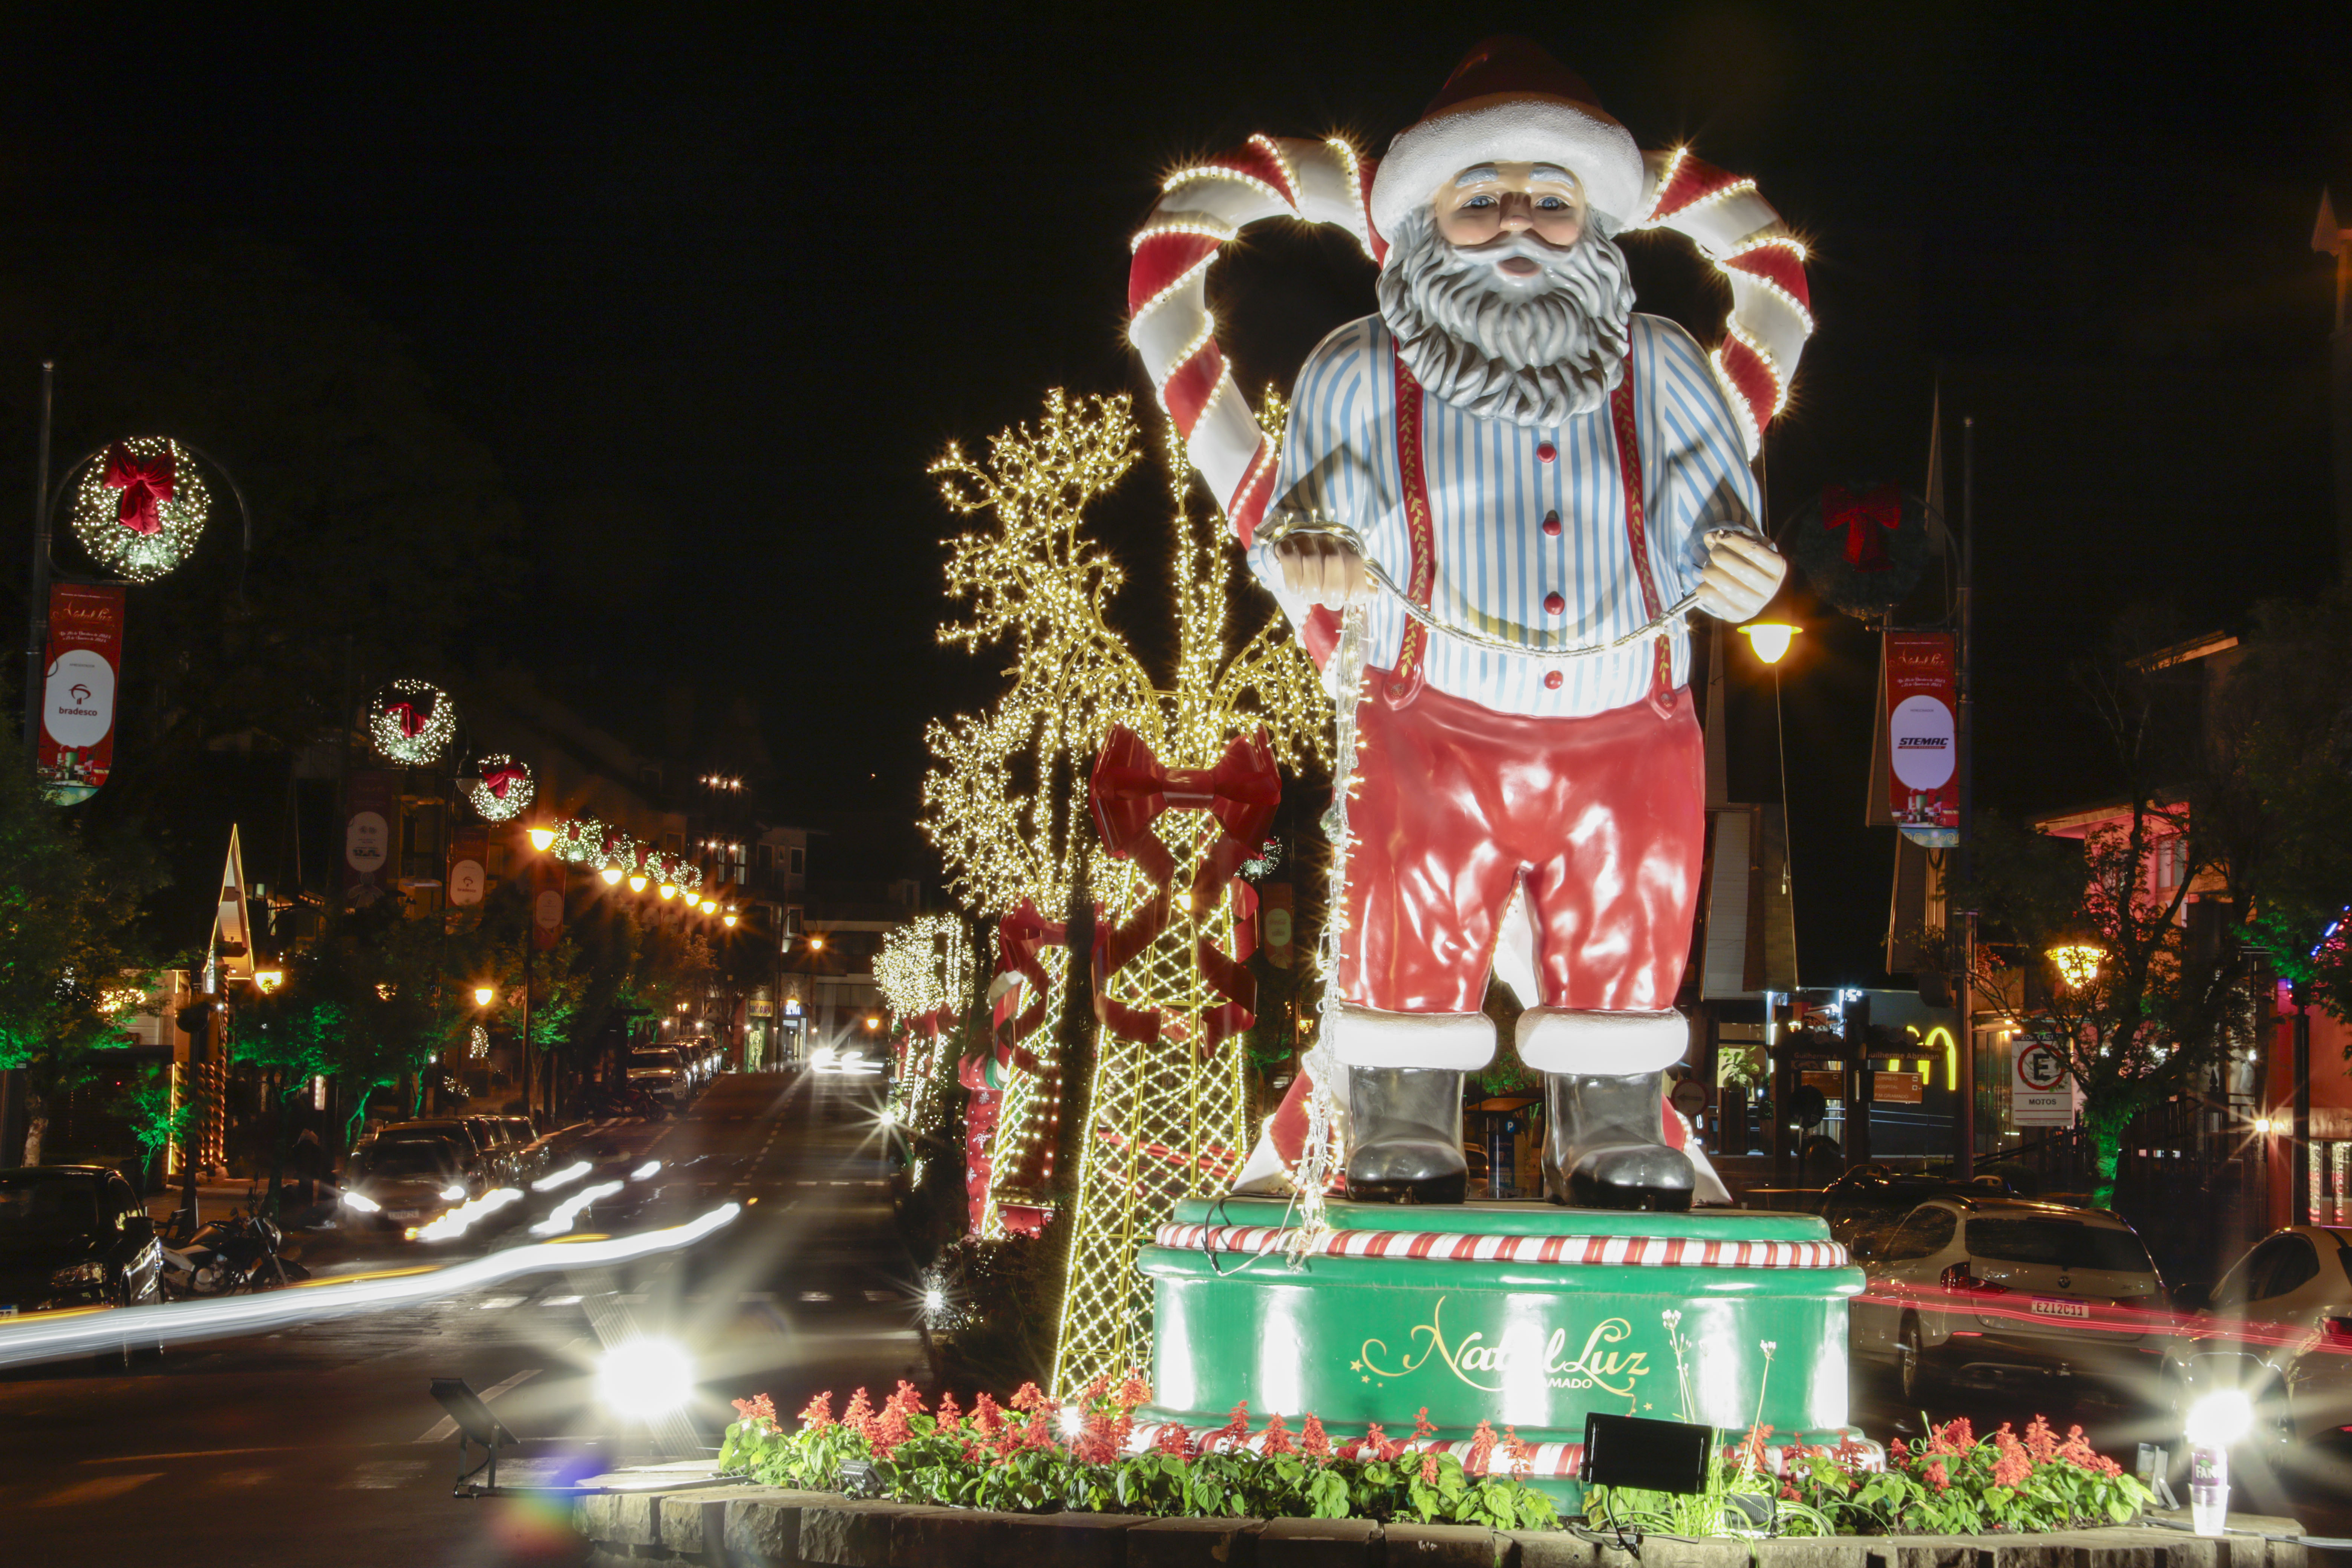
[1369,36,1643,245]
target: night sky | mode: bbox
[2,5,2345,984]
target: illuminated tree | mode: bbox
[920,388,1326,1396]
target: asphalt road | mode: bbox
[0,1066,928,1568]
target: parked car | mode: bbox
[1848,1194,2169,1401]
[0,1166,165,1317]
[628,1047,691,1107]
[1818,1165,2011,1255]
[338,1128,477,1231]
[2164,1226,2352,1445]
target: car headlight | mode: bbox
[341,1189,381,1213]
[49,1260,105,1289]
[440,1184,467,1202]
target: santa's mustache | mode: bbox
[1376,207,1636,427]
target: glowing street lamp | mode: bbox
[2049,944,2104,990]
[808,935,826,953]
[599,865,624,887]
[1739,622,1800,665]
[254,969,285,994]
[472,984,496,1008]
[658,882,678,900]
[628,872,649,893]
[527,825,556,853]
[722,911,738,928]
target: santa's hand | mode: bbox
[1694,532,1787,623]
[1273,534,1373,608]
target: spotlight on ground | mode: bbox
[599,1338,696,1420]
[2185,1388,2255,1449]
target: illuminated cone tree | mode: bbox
[919,389,1325,1395]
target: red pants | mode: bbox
[1338,680,1704,1015]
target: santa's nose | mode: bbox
[1496,191,1536,230]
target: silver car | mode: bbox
[1848,1194,2169,1402]
[2166,1225,2352,1445]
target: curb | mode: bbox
[570,1481,2313,1568]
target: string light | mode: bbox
[369,679,458,766]
[922,390,1327,1395]
[69,436,211,582]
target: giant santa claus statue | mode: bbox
[1130,37,1802,1211]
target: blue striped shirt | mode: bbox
[1248,313,1760,718]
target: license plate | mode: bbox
[389,1209,423,1221]
[2030,1298,2089,1319]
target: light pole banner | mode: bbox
[343,769,395,907]
[532,853,565,950]
[447,824,487,907]
[1886,631,1958,844]
[38,583,125,805]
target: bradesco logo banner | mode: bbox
[1886,631,1957,831]
[39,583,125,805]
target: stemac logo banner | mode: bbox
[1885,631,1957,839]
[38,583,124,805]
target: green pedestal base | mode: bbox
[1135,1196,1864,1502]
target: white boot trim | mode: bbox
[1516,1007,1689,1075]
[1327,1003,1494,1070]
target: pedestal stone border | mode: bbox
[570,1483,2314,1568]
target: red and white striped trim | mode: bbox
[1126,137,1812,548]
[1626,147,1812,456]
[1130,135,1380,548]
[1152,1221,1848,1270]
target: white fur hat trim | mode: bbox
[1369,99,1643,248]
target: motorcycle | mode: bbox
[158,1212,311,1298]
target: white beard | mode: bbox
[1375,207,1637,427]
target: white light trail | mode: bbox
[631,1160,661,1180]
[406,1187,524,1243]
[532,1161,593,1193]
[0,1205,741,1371]
[530,1181,624,1237]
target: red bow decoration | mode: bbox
[1088,726,1279,1057]
[382,697,434,738]
[1823,482,1902,572]
[481,762,526,799]
[103,443,177,537]
[991,900,1066,1076]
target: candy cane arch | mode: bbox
[1127,137,1811,546]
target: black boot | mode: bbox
[1344,1067,1466,1204]
[1543,1071,1694,1211]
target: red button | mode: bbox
[1544,670,1564,690]
[1542,511,1561,536]
[1544,591,1565,615]
[1536,442,1557,463]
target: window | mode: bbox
[1881,1206,1957,1262]
[1965,1218,2153,1275]
[785,906,803,937]
[789,846,805,876]
[2248,1236,2321,1300]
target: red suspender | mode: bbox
[1384,349,1437,708]
[1608,355,1675,707]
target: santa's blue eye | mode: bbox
[1463,194,1497,208]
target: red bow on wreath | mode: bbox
[1823,482,1902,573]
[381,698,434,738]
[103,443,176,537]
[481,762,526,799]
[1088,726,1279,1056]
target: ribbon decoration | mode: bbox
[382,698,433,738]
[481,762,527,799]
[990,899,1066,1076]
[1087,726,1279,1056]
[102,442,176,537]
[1823,482,1902,572]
